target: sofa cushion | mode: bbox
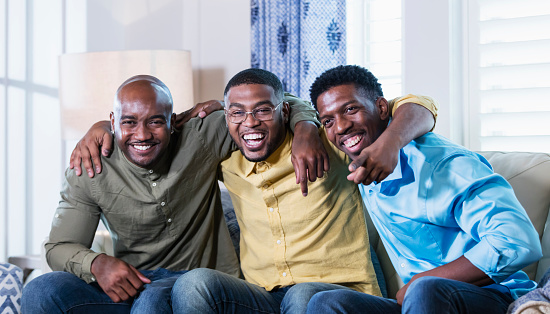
[0,263,23,313]
[478,151,550,281]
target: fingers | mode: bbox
[300,175,309,197]
[292,157,309,196]
[70,146,81,176]
[130,265,151,284]
[102,133,114,157]
[196,101,223,119]
[79,145,96,178]
[323,153,330,172]
[71,143,83,176]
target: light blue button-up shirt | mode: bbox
[359,133,542,298]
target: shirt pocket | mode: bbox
[388,220,442,261]
[100,194,167,243]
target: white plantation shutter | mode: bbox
[467,0,550,153]
[346,0,403,97]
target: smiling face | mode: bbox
[225,83,289,162]
[111,80,175,168]
[317,84,389,160]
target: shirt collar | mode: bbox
[242,131,292,177]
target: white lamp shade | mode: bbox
[59,50,194,140]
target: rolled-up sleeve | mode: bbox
[389,94,439,130]
[428,154,542,283]
[45,168,102,283]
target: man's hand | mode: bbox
[395,281,410,306]
[70,121,113,178]
[347,135,400,185]
[175,100,224,129]
[291,121,330,196]
[90,254,151,303]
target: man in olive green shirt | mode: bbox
[22,75,320,313]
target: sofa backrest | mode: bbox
[368,151,550,299]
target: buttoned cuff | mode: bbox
[81,252,103,283]
[464,239,518,283]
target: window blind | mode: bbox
[346,0,402,97]
[468,0,550,153]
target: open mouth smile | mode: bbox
[242,133,266,148]
[342,134,363,149]
[130,143,157,152]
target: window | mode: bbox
[0,0,86,262]
[346,0,402,97]
[466,0,550,153]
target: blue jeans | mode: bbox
[21,268,187,313]
[171,268,351,313]
[306,276,514,314]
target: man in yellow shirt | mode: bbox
[171,68,437,313]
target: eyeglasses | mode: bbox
[225,101,282,124]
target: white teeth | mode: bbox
[344,135,362,148]
[243,133,264,140]
[133,145,151,151]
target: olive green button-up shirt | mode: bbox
[47,112,241,283]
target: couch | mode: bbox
[38,151,550,300]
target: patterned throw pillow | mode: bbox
[0,263,23,314]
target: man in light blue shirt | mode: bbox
[306,65,542,313]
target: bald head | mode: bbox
[110,75,176,169]
[114,75,173,115]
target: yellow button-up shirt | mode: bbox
[220,132,381,296]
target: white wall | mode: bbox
[85,0,251,104]
[402,0,460,142]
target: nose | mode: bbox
[241,111,261,128]
[134,123,153,141]
[334,117,352,135]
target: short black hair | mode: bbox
[309,65,383,110]
[224,68,284,100]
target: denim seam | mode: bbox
[66,302,130,312]
[213,299,276,314]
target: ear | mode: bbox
[282,101,290,123]
[375,97,390,120]
[110,112,116,134]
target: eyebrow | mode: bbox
[149,115,167,121]
[120,114,167,120]
[227,100,274,109]
[319,100,359,120]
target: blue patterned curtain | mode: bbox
[251,0,346,99]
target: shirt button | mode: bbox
[401,263,405,268]
[167,218,172,223]
[152,183,157,187]
[161,202,166,206]
[55,214,60,218]
[282,272,287,277]
[269,207,274,212]
[276,240,281,245]
[149,170,153,174]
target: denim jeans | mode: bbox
[306,276,514,314]
[171,268,351,314]
[21,268,187,313]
